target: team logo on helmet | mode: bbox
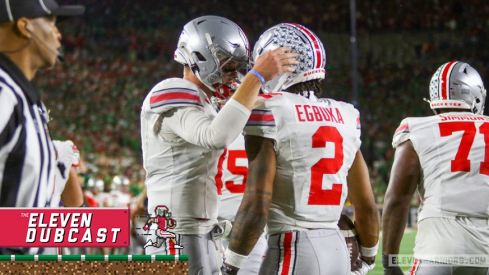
[427,61,486,114]
[253,23,326,93]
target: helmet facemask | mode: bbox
[206,42,250,97]
[212,71,242,112]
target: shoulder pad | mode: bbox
[253,92,284,108]
[246,108,276,127]
[247,99,276,127]
[392,118,411,148]
[244,101,278,141]
[148,78,204,113]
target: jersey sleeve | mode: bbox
[243,99,278,140]
[149,87,203,113]
[392,118,412,148]
[161,98,251,150]
[144,78,204,115]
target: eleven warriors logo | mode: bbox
[142,206,183,250]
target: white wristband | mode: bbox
[360,241,379,257]
[224,248,248,269]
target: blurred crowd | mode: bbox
[37,0,489,215]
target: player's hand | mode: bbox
[251,47,299,82]
[351,257,375,275]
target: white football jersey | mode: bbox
[393,112,489,220]
[141,78,223,233]
[51,140,80,207]
[218,134,248,221]
[243,92,362,235]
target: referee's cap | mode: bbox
[0,0,85,23]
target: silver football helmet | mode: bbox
[174,15,250,93]
[253,23,326,93]
[428,61,486,114]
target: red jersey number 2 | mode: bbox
[308,126,344,205]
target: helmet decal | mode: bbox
[429,61,486,114]
[287,23,325,69]
[253,23,326,93]
[439,61,457,100]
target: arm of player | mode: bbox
[382,140,419,274]
[160,48,298,150]
[160,104,250,150]
[223,135,276,272]
[347,150,380,263]
[60,167,84,207]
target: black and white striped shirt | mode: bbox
[0,53,56,209]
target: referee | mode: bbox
[0,0,84,254]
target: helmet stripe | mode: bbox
[238,27,250,59]
[439,61,457,100]
[287,23,323,69]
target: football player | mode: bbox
[383,61,489,275]
[218,83,267,275]
[50,140,83,208]
[42,140,83,255]
[221,23,379,275]
[140,15,298,274]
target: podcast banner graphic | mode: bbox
[0,208,130,247]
